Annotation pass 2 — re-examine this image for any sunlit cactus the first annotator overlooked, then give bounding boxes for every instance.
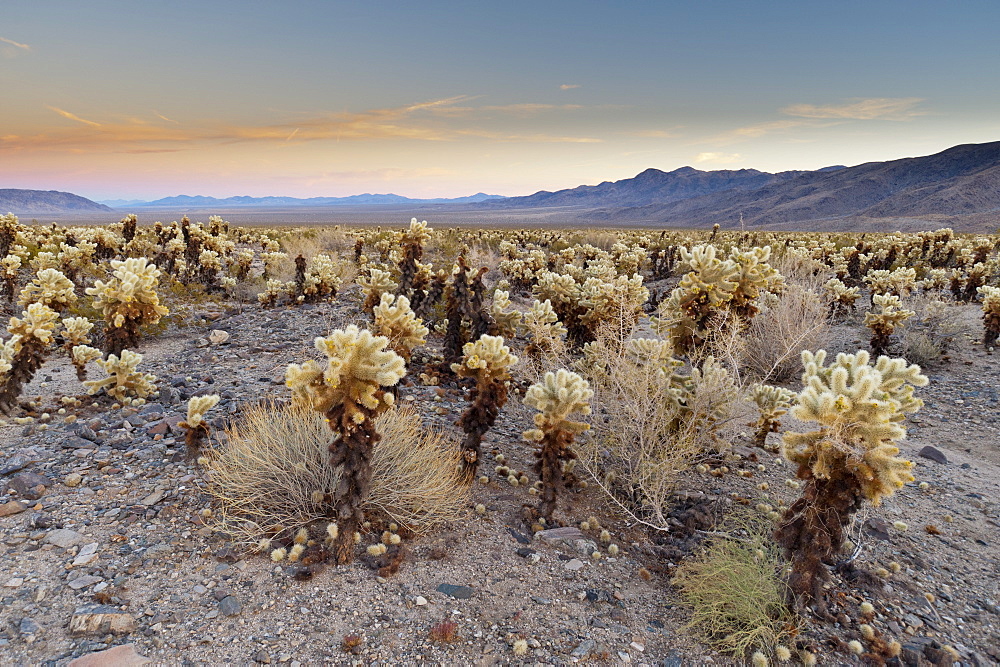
[85,257,169,356]
[358,267,398,312]
[18,268,77,312]
[523,369,592,519]
[977,285,1000,348]
[285,324,405,564]
[823,278,860,317]
[373,293,428,362]
[776,349,927,613]
[863,293,913,356]
[70,345,102,381]
[1,254,21,302]
[0,303,60,412]
[452,335,518,480]
[489,290,522,338]
[178,394,220,459]
[749,383,795,449]
[84,349,159,404]
[728,245,784,319]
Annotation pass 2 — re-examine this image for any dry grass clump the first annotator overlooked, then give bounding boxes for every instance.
[900,295,967,366]
[206,402,467,546]
[673,513,798,659]
[742,284,830,383]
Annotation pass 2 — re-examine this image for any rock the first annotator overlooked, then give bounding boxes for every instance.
[571,639,597,658]
[65,473,84,487]
[918,446,949,464]
[63,436,99,449]
[67,575,104,590]
[0,500,27,517]
[564,559,585,571]
[8,471,50,499]
[143,543,174,560]
[72,543,100,567]
[5,577,23,587]
[0,450,38,475]
[68,644,150,667]
[507,528,531,545]
[515,547,537,558]
[69,605,137,636]
[535,527,585,547]
[864,517,893,541]
[414,596,428,606]
[140,490,165,506]
[219,595,242,616]
[660,651,684,667]
[436,583,474,599]
[252,649,272,664]
[19,617,42,637]
[586,589,612,603]
[46,528,88,548]
[209,330,231,345]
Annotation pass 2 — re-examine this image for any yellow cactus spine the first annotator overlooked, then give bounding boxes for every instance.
[373,293,428,362]
[85,257,169,356]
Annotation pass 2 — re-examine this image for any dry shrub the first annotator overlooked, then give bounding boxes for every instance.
[742,284,830,383]
[281,227,355,259]
[901,295,968,366]
[580,328,745,531]
[673,512,798,658]
[206,402,467,546]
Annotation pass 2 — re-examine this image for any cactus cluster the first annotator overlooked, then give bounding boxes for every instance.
[83,349,159,404]
[85,257,169,356]
[863,293,914,356]
[372,293,428,362]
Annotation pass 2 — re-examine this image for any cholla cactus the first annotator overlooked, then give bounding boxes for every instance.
[977,286,1000,348]
[0,303,60,412]
[178,394,220,459]
[749,383,795,449]
[728,246,785,319]
[373,293,428,361]
[451,335,518,480]
[285,325,405,564]
[489,290,522,338]
[70,345,102,381]
[399,218,431,295]
[84,349,159,404]
[257,278,289,307]
[579,273,649,341]
[358,268,398,312]
[62,316,95,379]
[18,268,77,312]
[301,254,343,302]
[1,254,21,301]
[863,293,914,356]
[85,258,169,356]
[776,350,927,612]
[824,278,860,318]
[523,369,592,519]
[522,299,567,359]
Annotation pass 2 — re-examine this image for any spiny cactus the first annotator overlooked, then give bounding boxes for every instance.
[70,345,102,381]
[373,293,428,362]
[489,290,522,338]
[451,335,518,481]
[749,383,795,449]
[84,349,159,404]
[977,285,1000,348]
[0,303,60,413]
[285,325,405,564]
[775,349,927,613]
[399,218,431,295]
[18,268,77,312]
[62,316,95,379]
[85,258,169,357]
[178,394,220,460]
[863,293,913,356]
[1,254,21,302]
[523,369,592,520]
[358,268,398,313]
[824,278,860,318]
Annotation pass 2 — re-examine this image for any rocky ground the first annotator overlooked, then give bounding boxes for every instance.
[1,288,998,666]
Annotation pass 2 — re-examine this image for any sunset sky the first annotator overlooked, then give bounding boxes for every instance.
[2,1,999,201]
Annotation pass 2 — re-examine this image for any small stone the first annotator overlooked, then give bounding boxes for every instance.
[65,473,84,487]
[140,490,165,506]
[209,330,231,345]
[67,643,150,667]
[72,543,100,567]
[571,639,597,658]
[414,596,428,606]
[8,471,50,499]
[0,500,27,517]
[630,641,645,652]
[219,595,243,616]
[436,583,474,599]
[19,617,42,637]
[4,577,24,587]
[67,575,104,590]
[535,527,585,543]
[69,605,137,636]
[918,446,948,465]
[46,528,88,548]
[252,649,272,664]
[564,558,585,571]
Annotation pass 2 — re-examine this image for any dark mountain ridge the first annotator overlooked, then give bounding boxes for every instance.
[0,190,112,215]
[104,192,505,208]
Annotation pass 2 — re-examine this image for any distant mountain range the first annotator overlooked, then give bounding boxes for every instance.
[484,141,1000,228]
[0,189,112,214]
[5,141,999,229]
[99,192,506,208]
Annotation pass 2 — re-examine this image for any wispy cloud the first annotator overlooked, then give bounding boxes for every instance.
[782,97,925,121]
[0,36,31,51]
[3,97,601,154]
[560,84,581,90]
[695,152,742,164]
[45,105,101,127]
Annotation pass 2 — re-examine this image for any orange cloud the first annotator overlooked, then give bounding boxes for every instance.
[782,97,924,121]
[45,106,101,127]
[0,36,31,51]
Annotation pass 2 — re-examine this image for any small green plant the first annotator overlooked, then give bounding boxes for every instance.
[674,513,799,659]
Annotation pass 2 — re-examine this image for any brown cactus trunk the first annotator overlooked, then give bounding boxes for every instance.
[0,339,48,414]
[457,380,507,481]
[326,401,380,565]
[534,428,577,520]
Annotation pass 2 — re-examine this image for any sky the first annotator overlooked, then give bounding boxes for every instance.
[2,1,999,201]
